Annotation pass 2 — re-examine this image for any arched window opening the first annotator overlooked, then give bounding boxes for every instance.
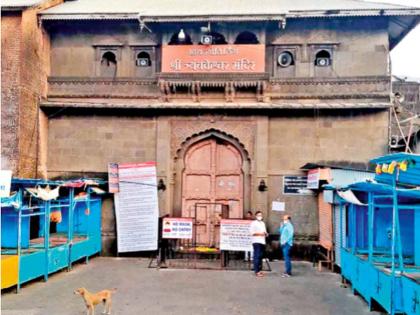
[101,51,117,67]
[234,31,259,44]
[200,32,227,45]
[136,51,151,67]
[315,50,332,67]
[168,29,193,45]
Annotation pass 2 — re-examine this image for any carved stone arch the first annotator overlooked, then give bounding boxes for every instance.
[172,129,251,217]
[176,128,250,163]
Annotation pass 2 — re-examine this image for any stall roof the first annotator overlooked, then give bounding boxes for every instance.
[370,152,420,164]
[347,180,420,200]
[11,178,106,187]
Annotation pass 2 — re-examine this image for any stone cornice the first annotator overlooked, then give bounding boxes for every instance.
[48,77,158,85]
[269,76,390,85]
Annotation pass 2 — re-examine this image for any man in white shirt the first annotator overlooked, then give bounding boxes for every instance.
[249,211,268,277]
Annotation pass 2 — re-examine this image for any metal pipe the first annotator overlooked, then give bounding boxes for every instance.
[44,200,51,282]
[390,175,397,315]
[21,212,46,218]
[368,193,373,263]
[16,188,23,293]
[68,188,75,271]
[373,205,420,209]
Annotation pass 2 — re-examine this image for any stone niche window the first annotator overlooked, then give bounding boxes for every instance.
[131,46,156,77]
[136,51,151,67]
[311,45,336,77]
[274,46,298,78]
[314,50,332,67]
[94,45,122,77]
[199,32,227,45]
[100,51,117,77]
[168,29,193,45]
[234,31,259,44]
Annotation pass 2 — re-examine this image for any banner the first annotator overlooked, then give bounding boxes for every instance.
[114,162,159,252]
[220,219,252,251]
[307,170,320,189]
[162,44,265,73]
[162,218,193,239]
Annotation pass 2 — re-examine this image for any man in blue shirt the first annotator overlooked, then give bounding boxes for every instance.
[279,215,294,277]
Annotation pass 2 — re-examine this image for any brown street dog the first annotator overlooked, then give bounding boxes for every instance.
[74,287,116,315]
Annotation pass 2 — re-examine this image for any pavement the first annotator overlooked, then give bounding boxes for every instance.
[1,257,383,315]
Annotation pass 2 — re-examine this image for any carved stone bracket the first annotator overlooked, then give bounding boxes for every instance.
[158,79,267,103]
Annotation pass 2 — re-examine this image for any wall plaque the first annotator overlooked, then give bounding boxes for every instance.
[162,44,265,73]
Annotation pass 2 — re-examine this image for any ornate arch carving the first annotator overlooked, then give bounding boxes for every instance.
[175,128,251,163]
[171,127,253,217]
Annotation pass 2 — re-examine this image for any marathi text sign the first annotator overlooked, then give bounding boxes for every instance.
[220,219,253,252]
[114,162,159,252]
[283,176,313,195]
[162,218,193,239]
[162,44,265,73]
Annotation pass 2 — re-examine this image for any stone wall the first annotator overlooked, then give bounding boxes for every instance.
[266,109,388,235]
[1,12,22,172]
[47,17,389,79]
[1,0,62,177]
[47,113,157,178]
[46,109,388,254]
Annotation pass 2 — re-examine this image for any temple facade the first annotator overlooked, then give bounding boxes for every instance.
[3,0,419,253]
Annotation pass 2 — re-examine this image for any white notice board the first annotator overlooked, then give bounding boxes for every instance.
[162,218,193,239]
[272,201,285,212]
[114,162,159,252]
[220,219,253,251]
[0,170,12,198]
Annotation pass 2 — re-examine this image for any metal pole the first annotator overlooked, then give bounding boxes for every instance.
[44,200,51,282]
[368,192,374,263]
[86,188,91,264]
[68,187,75,271]
[391,174,397,315]
[16,188,23,293]
[351,204,356,255]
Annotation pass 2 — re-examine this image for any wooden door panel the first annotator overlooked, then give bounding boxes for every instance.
[182,199,210,218]
[185,140,212,171]
[183,175,211,198]
[216,199,242,219]
[182,138,243,247]
[216,143,242,172]
[215,175,242,196]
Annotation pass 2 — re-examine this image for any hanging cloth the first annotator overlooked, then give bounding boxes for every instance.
[337,190,366,206]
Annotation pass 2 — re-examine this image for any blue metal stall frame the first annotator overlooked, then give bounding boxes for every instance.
[337,154,420,315]
[1,178,104,292]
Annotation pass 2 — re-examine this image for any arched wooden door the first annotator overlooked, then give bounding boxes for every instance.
[182,138,243,247]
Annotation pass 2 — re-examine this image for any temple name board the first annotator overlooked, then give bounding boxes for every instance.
[161,44,265,73]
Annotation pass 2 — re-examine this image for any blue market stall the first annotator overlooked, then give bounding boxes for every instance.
[1,178,104,292]
[338,153,420,315]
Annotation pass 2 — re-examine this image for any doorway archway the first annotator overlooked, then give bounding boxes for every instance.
[173,130,251,223]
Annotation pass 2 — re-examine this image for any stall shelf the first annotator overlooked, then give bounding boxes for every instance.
[338,153,420,315]
[1,178,103,292]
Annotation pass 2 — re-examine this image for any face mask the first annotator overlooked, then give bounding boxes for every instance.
[256,216,263,221]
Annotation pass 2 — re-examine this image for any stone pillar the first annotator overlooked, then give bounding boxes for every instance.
[37,109,49,179]
[253,116,269,217]
[156,117,172,216]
